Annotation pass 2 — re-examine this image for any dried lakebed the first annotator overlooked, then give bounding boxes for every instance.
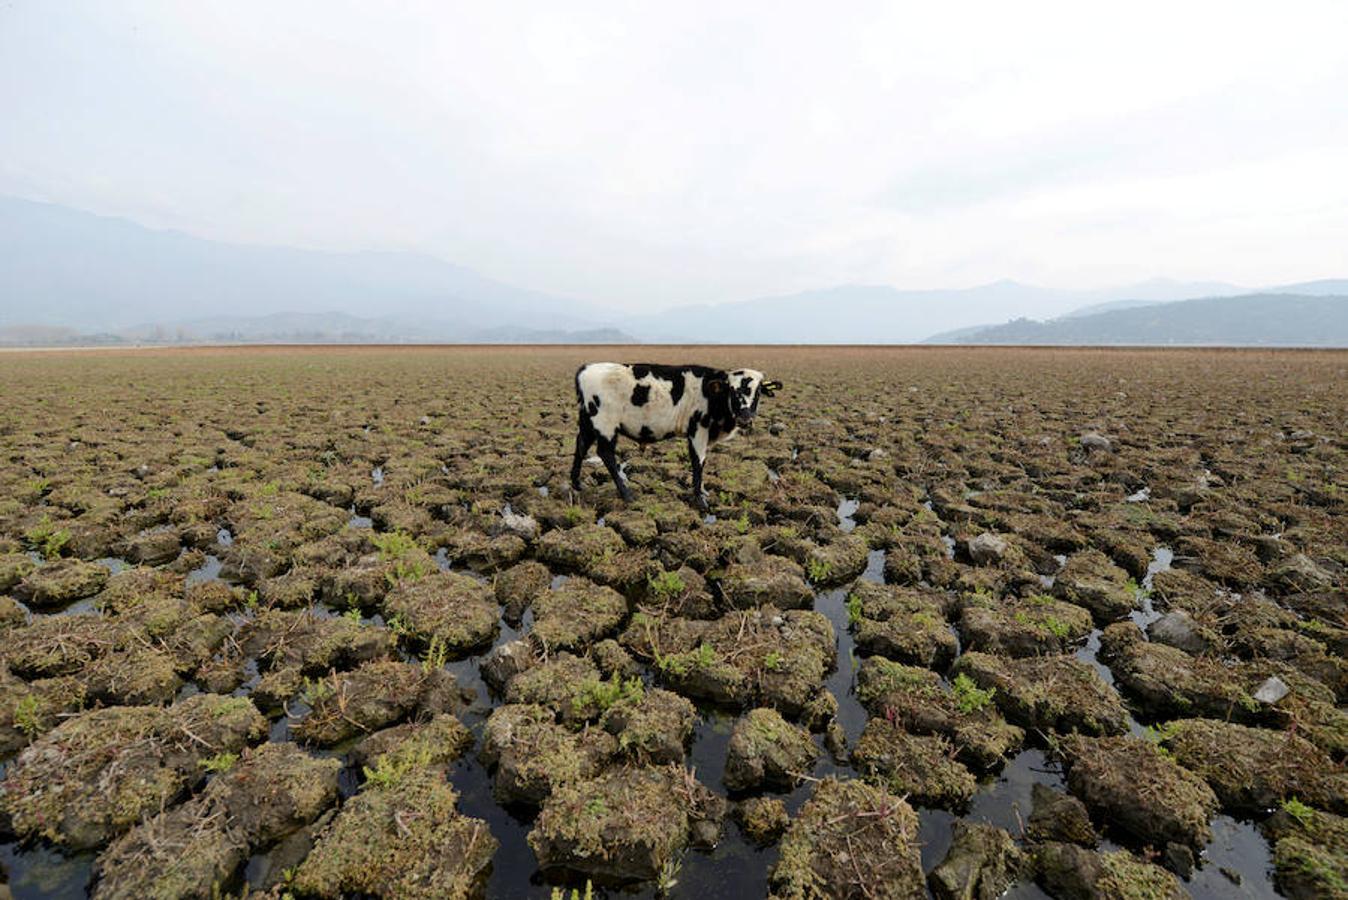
[0,345,1345,899]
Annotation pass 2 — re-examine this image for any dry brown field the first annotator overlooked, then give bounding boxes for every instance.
[0,345,1345,899]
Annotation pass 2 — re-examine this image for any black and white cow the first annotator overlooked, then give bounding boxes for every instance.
[570,363,783,510]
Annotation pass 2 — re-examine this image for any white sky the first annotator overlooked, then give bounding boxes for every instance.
[2,1,1347,310]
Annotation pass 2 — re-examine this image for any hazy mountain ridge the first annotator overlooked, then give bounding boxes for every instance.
[923,293,1348,346]
[2,196,1344,346]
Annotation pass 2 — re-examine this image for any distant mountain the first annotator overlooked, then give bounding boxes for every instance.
[620,279,1249,344]
[0,311,637,346]
[1274,279,1348,296]
[0,195,607,333]
[923,293,1348,346]
[1059,299,1161,318]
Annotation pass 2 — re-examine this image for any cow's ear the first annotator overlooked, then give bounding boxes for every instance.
[707,379,724,395]
[761,380,783,396]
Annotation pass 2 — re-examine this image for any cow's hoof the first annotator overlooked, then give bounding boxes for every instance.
[694,495,710,513]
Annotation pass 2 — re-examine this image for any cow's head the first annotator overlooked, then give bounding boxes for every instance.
[723,368,783,430]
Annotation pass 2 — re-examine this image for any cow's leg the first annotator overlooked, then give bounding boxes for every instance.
[596,435,632,501]
[570,416,596,491]
[687,429,709,511]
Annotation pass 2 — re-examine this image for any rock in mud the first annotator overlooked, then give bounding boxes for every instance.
[724,707,819,793]
[1063,735,1217,851]
[928,821,1023,900]
[735,796,790,845]
[1052,550,1136,623]
[1146,609,1219,656]
[92,743,340,900]
[530,577,629,651]
[1027,783,1097,847]
[853,719,977,809]
[968,532,1012,566]
[480,638,539,694]
[856,656,1024,770]
[1159,718,1348,814]
[770,777,924,900]
[12,558,108,608]
[719,553,814,609]
[1,694,266,849]
[294,659,466,746]
[953,652,1129,736]
[1033,842,1186,900]
[493,559,551,625]
[848,581,958,669]
[959,593,1093,657]
[480,704,617,807]
[529,765,726,884]
[601,687,697,764]
[293,766,498,900]
[383,571,498,655]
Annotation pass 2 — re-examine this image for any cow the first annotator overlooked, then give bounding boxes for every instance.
[570,363,783,511]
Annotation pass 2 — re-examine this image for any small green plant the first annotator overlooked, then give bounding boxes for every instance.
[372,530,419,560]
[362,745,433,788]
[12,694,42,738]
[572,675,643,715]
[951,673,995,714]
[421,634,450,673]
[24,515,71,560]
[1281,796,1314,827]
[657,855,682,895]
[692,642,716,668]
[584,796,607,817]
[551,883,595,900]
[199,751,238,774]
[301,676,334,707]
[646,569,687,601]
[1041,615,1071,639]
[1142,721,1181,757]
[762,650,784,671]
[734,512,751,535]
[845,592,864,626]
[563,505,585,526]
[245,590,260,612]
[806,558,834,583]
[342,606,363,625]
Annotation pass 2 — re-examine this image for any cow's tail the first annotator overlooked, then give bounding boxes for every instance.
[574,365,588,409]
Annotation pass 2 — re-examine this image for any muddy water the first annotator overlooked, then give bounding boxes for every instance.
[0,534,1281,900]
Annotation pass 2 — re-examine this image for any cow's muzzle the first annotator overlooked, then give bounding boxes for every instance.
[736,412,755,429]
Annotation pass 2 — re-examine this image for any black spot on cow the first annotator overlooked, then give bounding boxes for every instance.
[668,372,685,404]
[739,375,752,394]
[687,410,701,437]
[587,394,601,417]
[639,425,655,442]
[631,364,651,379]
[631,383,651,406]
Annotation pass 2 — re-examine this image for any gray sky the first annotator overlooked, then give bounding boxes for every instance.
[3,1,1347,311]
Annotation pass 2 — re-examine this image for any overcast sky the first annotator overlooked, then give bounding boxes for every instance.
[2,1,1346,311]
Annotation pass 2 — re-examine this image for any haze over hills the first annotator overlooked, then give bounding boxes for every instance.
[0,195,1344,346]
[924,293,1348,346]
